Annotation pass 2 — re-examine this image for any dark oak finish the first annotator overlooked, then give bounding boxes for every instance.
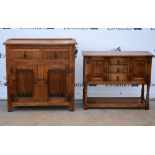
[83,51,153,110]
[4,38,77,112]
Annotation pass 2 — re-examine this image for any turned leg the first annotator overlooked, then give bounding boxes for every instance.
[8,90,13,112]
[145,84,150,110]
[8,100,13,112]
[83,84,88,110]
[70,98,74,112]
[7,79,13,112]
[69,91,74,112]
[141,84,144,103]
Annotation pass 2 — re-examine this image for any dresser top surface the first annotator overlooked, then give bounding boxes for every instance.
[83,51,154,57]
[4,38,77,45]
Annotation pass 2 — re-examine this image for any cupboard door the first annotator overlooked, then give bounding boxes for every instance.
[85,57,107,81]
[11,63,38,102]
[132,58,147,81]
[43,64,70,102]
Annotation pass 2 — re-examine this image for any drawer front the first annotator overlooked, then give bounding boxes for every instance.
[42,49,69,59]
[109,58,129,65]
[109,65,128,73]
[12,49,40,60]
[109,73,127,81]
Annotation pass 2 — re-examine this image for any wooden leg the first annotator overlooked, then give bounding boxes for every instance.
[145,84,150,110]
[69,97,74,112]
[69,70,75,112]
[141,84,144,103]
[7,81,13,112]
[8,100,13,112]
[83,84,88,110]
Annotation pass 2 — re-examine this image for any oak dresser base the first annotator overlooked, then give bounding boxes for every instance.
[83,51,153,110]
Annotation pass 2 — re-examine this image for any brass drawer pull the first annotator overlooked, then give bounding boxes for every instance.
[54,52,58,58]
[117,76,119,81]
[45,80,48,84]
[23,52,27,59]
[117,59,120,65]
[34,80,38,84]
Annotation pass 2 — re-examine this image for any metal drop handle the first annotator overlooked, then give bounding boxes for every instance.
[117,68,120,73]
[54,52,58,58]
[117,76,119,81]
[34,80,38,84]
[117,59,120,65]
[23,52,27,59]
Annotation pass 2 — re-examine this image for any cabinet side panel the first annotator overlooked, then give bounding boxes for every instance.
[69,45,75,111]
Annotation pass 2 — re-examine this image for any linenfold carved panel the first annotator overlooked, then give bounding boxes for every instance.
[16,69,34,97]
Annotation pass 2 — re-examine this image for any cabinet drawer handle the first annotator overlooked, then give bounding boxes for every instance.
[117,76,119,81]
[34,80,38,84]
[117,59,120,65]
[54,52,58,58]
[23,52,27,59]
[117,68,120,73]
[45,80,48,84]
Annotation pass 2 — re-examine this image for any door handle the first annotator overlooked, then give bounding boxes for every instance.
[117,68,120,73]
[67,94,71,102]
[23,51,27,59]
[117,59,120,65]
[116,76,119,81]
[66,92,73,102]
[44,80,48,84]
[34,80,39,84]
[54,52,58,58]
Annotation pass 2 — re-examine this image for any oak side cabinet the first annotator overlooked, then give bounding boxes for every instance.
[4,38,77,112]
[83,51,153,110]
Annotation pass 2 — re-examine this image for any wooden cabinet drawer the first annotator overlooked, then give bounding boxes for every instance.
[109,58,129,65]
[42,49,69,59]
[109,73,127,81]
[12,49,40,60]
[109,65,128,73]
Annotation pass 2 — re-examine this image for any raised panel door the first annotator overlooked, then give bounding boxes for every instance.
[132,58,147,81]
[85,57,107,81]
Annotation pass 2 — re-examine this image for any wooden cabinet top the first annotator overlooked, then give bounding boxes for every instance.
[83,51,154,57]
[4,38,77,45]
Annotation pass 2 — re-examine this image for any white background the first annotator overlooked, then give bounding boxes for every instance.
[0,28,155,99]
